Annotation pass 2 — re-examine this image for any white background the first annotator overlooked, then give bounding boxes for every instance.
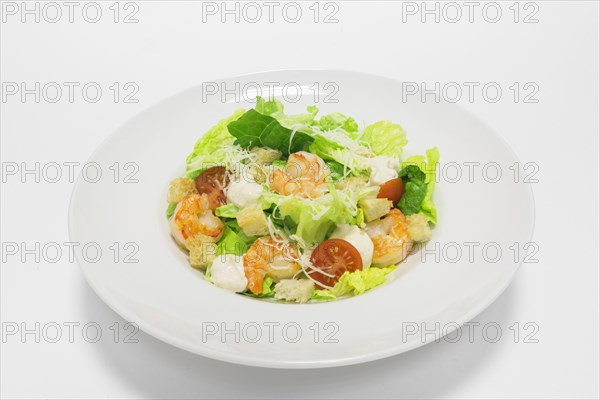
[1,1,599,399]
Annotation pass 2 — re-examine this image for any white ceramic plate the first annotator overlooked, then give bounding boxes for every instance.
[69,70,534,368]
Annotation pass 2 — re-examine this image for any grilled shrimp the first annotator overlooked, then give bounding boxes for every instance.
[170,193,224,248]
[365,209,413,267]
[243,237,301,295]
[269,151,329,198]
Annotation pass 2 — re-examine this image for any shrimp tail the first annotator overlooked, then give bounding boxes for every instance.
[244,266,266,295]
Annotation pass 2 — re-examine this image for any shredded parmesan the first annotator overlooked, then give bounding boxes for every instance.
[295,250,335,289]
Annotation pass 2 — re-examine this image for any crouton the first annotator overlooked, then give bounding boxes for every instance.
[236,205,269,237]
[406,213,432,242]
[274,279,315,303]
[167,177,197,203]
[186,234,218,269]
[358,198,393,222]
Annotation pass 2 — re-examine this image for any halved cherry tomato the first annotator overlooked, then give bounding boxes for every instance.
[309,239,363,289]
[194,166,229,211]
[377,178,404,206]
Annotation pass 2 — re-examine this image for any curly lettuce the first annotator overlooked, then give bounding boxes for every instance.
[312,266,396,300]
[185,109,247,177]
[308,134,372,177]
[266,184,357,246]
[255,96,318,129]
[318,112,358,133]
[360,120,408,157]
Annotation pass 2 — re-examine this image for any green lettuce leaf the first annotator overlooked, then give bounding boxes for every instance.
[216,220,255,256]
[421,147,440,223]
[204,264,212,283]
[185,109,246,176]
[324,160,345,183]
[309,134,344,154]
[312,266,396,299]
[311,289,337,301]
[398,165,428,216]
[271,184,357,246]
[271,159,287,169]
[360,121,408,156]
[255,96,319,129]
[242,276,276,298]
[255,96,284,116]
[400,147,440,223]
[216,226,248,256]
[355,208,365,226]
[309,134,371,177]
[215,203,240,218]
[227,109,314,156]
[166,203,177,219]
[318,112,358,133]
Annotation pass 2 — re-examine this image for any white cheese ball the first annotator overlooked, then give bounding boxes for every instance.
[367,156,400,186]
[226,179,263,208]
[210,254,248,293]
[330,224,374,268]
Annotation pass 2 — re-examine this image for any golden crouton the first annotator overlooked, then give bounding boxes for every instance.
[236,205,269,237]
[186,234,218,269]
[274,279,315,303]
[358,198,393,222]
[167,177,197,204]
[406,213,433,242]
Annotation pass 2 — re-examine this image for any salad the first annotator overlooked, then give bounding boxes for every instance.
[166,97,439,303]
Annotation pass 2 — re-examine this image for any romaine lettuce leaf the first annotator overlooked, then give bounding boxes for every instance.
[216,220,255,256]
[312,266,396,299]
[215,203,240,218]
[309,134,344,154]
[255,96,319,129]
[271,159,287,169]
[324,160,345,183]
[243,276,276,298]
[255,96,284,116]
[271,184,357,246]
[318,112,358,133]
[355,208,365,226]
[216,226,249,256]
[360,121,408,157]
[294,206,336,245]
[421,147,440,223]
[227,109,314,156]
[399,147,440,223]
[309,135,371,177]
[166,203,177,219]
[185,109,246,167]
[311,289,336,300]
